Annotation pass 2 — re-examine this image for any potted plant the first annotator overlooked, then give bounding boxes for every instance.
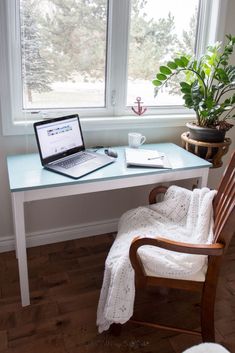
[153,34,235,142]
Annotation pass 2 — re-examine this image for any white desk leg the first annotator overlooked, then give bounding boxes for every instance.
[12,192,30,306]
[198,168,210,188]
[11,194,18,259]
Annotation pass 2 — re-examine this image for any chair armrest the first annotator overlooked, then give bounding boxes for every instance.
[129,237,225,273]
[149,186,168,205]
[130,236,224,256]
[129,236,225,271]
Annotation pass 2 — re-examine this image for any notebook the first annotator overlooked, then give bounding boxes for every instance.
[125,148,172,168]
[34,114,114,179]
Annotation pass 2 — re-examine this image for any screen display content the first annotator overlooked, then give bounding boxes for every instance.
[36,117,83,159]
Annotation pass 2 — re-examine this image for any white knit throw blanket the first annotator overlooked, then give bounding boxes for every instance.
[97,186,216,333]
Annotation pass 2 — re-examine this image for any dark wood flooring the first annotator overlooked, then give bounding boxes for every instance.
[0,233,235,353]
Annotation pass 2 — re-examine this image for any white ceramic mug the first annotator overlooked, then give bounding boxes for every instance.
[128,132,146,148]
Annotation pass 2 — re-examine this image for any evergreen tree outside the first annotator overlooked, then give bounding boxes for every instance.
[39,0,107,82]
[20,0,55,104]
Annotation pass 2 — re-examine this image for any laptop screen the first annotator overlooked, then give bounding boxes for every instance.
[34,115,84,164]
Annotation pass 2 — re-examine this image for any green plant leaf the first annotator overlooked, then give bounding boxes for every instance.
[156,73,167,81]
[226,66,235,81]
[167,61,177,70]
[200,70,206,79]
[181,87,191,94]
[221,60,228,66]
[180,82,191,89]
[180,56,189,67]
[160,66,172,75]
[192,60,198,70]
[152,79,162,86]
[182,93,191,100]
[174,58,185,67]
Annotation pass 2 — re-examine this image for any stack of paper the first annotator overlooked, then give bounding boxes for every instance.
[125,148,171,168]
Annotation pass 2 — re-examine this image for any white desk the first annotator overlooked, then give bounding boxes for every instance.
[7,143,211,306]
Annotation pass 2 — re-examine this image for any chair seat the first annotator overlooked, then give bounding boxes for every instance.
[141,249,207,281]
[138,239,208,281]
[138,245,208,282]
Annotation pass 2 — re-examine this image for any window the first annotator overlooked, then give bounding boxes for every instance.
[0,0,227,134]
[127,0,199,107]
[20,0,108,110]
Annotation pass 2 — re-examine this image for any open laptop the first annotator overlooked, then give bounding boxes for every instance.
[34,114,114,179]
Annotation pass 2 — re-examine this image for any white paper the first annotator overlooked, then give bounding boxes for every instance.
[125,148,164,167]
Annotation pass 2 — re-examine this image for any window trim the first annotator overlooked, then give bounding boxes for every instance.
[0,0,228,136]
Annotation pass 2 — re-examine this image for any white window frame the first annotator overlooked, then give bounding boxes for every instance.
[0,0,228,135]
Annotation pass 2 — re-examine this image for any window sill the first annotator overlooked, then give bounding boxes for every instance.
[3,114,196,136]
[81,114,195,131]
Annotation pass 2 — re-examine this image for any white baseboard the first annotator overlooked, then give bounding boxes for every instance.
[0,218,119,253]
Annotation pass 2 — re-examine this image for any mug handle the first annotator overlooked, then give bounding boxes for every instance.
[140,136,146,145]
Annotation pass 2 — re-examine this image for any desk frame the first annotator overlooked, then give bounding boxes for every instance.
[11,166,209,306]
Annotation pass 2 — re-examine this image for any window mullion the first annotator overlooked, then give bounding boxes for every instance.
[12,0,25,122]
[208,0,228,43]
[195,0,228,58]
[3,0,25,125]
[108,0,131,116]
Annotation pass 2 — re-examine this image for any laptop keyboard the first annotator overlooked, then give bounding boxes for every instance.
[57,153,96,169]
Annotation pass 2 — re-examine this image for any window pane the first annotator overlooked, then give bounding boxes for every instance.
[20,0,108,110]
[127,0,200,107]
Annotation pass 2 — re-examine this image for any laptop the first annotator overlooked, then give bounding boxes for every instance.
[34,114,114,179]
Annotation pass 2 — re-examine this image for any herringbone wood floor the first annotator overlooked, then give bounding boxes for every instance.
[0,233,234,353]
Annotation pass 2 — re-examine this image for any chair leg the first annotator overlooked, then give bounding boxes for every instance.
[201,283,216,342]
[109,323,122,336]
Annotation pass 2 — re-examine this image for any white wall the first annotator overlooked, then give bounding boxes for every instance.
[207,0,235,187]
[0,0,234,250]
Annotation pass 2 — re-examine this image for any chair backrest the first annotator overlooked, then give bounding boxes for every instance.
[213,151,235,249]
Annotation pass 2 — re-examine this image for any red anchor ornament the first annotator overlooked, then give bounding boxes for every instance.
[131,97,147,116]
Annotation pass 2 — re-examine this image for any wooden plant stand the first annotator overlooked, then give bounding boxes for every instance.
[181,132,231,168]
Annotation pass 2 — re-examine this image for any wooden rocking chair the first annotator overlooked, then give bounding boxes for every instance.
[129,151,235,342]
